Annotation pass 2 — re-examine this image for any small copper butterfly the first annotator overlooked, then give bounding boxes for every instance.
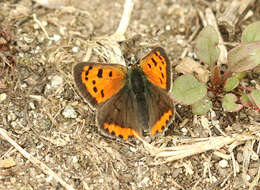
[73,47,174,140]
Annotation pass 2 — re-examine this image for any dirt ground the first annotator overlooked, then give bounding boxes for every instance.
[0,0,260,189]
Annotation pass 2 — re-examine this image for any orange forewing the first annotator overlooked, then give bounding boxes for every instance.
[140,47,171,91]
[73,63,126,107]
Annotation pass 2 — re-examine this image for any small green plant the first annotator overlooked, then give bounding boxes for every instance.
[171,21,260,114]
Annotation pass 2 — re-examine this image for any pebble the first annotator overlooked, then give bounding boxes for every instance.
[53,34,61,42]
[29,102,36,110]
[72,46,79,53]
[51,75,63,88]
[181,127,188,135]
[219,159,229,168]
[99,178,104,183]
[0,93,7,103]
[20,83,28,88]
[62,105,77,119]
[8,112,17,121]
[200,116,209,128]
[129,146,137,153]
[165,25,171,31]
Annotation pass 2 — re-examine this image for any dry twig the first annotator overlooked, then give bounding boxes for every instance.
[137,134,258,165]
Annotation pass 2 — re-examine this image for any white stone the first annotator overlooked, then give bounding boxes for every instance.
[181,127,188,135]
[0,93,7,103]
[219,159,229,168]
[165,25,171,31]
[51,75,63,88]
[53,34,61,42]
[72,46,79,53]
[29,102,36,109]
[62,105,77,119]
[201,116,209,128]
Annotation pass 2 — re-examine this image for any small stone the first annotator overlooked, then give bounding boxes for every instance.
[181,127,188,135]
[200,116,209,128]
[72,46,79,53]
[129,146,137,152]
[177,38,183,44]
[8,112,17,121]
[59,27,66,35]
[165,25,171,31]
[34,46,41,54]
[33,23,40,29]
[21,83,27,88]
[51,75,63,88]
[46,175,53,183]
[219,159,229,168]
[0,93,7,103]
[10,177,16,184]
[41,20,48,27]
[72,156,78,163]
[62,105,77,119]
[29,102,36,109]
[53,34,61,42]
[211,176,217,183]
[11,121,18,128]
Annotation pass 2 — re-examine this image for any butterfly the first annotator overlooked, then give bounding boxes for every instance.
[73,47,174,140]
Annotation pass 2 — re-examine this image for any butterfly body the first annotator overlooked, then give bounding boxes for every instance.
[73,47,174,140]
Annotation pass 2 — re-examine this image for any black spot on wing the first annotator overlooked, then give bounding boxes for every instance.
[101,89,104,98]
[151,58,157,66]
[97,69,103,78]
[161,72,164,79]
[86,66,93,75]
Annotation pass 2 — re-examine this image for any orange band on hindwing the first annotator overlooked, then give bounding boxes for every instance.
[104,123,138,140]
[150,110,173,135]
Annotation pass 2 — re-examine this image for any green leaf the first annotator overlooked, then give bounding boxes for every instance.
[240,93,253,107]
[250,90,260,109]
[228,42,260,72]
[195,25,220,66]
[171,74,207,105]
[233,72,247,80]
[223,76,239,92]
[192,97,212,115]
[241,21,260,42]
[221,93,243,112]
